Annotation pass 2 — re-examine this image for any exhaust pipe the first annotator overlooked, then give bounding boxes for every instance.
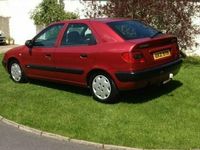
[169,73,174,79]
[163,73,173,84]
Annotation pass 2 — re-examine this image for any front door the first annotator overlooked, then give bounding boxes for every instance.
[24,23,64,79]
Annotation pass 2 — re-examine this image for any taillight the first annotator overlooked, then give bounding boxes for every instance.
[171,38,177,44]
[121,52,145,63]
[133,52,145,63]
[175,43,180,58]
[121,52,132,63]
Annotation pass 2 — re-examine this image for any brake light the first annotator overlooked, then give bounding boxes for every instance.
[133,52,145,62]
[121,52,132,63]
[171,38,177,43]
[121,52,145,63]
[138,43,150,49]
[176,45,182,58]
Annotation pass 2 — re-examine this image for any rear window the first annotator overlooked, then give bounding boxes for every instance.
[107,20,161,40]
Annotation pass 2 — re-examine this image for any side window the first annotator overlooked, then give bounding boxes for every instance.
[61,23,96,46]
[34,24,64,47]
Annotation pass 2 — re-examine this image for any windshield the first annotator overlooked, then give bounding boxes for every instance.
[107,20,162,40]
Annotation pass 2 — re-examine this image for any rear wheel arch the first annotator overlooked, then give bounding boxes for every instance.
[87,69,119,103]
[86,69,116,87]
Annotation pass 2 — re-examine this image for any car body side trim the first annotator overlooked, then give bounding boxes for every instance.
[25,64,84,75]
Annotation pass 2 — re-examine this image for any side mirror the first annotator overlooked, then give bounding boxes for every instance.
[25,40,33,48]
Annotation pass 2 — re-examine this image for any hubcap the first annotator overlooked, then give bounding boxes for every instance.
[11,63,22,82]
[92,75,111,100]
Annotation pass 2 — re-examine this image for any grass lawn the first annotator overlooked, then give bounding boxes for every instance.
[0,54,200,149]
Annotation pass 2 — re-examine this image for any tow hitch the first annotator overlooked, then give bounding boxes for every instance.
[163,73,174,84]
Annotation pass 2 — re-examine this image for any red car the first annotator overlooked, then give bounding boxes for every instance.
[2,18,182,103]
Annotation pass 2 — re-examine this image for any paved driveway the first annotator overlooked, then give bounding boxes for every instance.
[0,121,102,150]
[0,45,19,54]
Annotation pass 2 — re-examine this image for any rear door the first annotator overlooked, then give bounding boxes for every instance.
[24,23,64,79]
[54,23,97,86]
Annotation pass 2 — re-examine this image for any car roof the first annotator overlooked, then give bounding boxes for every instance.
[52,18,130,25]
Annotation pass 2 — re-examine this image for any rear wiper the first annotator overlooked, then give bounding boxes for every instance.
[151,31,162,38]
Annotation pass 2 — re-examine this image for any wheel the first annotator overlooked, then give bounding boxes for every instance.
[89,73,119,103]
[9,60,27,83]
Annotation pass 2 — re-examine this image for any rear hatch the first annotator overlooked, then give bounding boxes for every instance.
[0,34,6,43]
[129,35,180,71]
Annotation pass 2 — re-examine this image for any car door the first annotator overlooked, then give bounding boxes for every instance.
[24,23,64,79]
[54,23,97,86]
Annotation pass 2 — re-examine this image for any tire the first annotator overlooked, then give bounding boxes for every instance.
[9,60,27,83]
[89,73,119,103]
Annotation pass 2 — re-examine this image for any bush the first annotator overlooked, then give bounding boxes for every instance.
[31,0,78,26]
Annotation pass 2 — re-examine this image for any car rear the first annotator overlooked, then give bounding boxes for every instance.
[107,20,182,89]
[0,31,6,44]
[0,36,6,44]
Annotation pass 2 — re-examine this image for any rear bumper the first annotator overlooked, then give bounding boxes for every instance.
[115,58,183,82]
[0,38,6,44]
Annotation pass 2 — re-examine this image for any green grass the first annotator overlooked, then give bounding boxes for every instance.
[0,54,200,149]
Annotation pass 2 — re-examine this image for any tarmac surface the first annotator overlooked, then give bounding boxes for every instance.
[0,121,102,150]
[0,45,19,54]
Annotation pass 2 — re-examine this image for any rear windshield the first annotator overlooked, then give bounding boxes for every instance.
[107,20,161,40]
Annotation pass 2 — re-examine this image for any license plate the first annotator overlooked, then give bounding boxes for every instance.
[153,49,171,60]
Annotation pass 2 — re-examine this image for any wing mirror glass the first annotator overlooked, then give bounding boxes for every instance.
[25,40,33,48]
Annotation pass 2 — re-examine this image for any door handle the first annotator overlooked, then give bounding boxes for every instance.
[80,54,88,58]
[45,54,52,60]
[45,54,51,57]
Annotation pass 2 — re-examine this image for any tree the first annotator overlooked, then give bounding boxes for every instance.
[31,0,78,26]
[83,0,200,51]
[59,0,65,9]
[81,0,105,18]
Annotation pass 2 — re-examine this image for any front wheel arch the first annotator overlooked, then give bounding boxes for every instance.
[8,58,28,83]
[7,57,19,73]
